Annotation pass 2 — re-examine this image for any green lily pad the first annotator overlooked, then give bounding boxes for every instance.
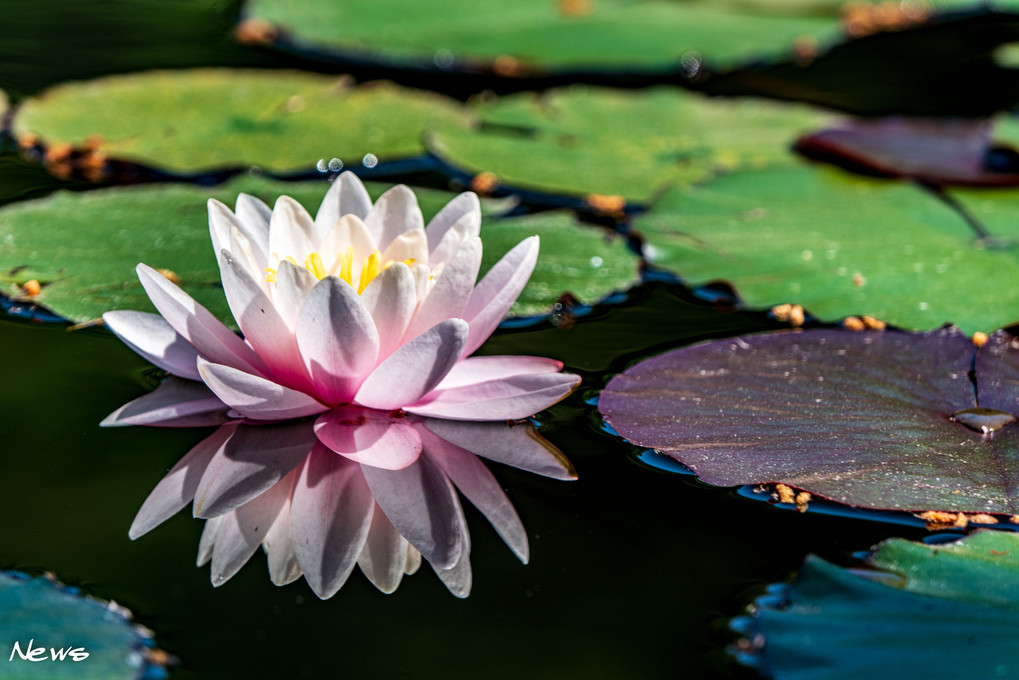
[752,531,1019,680]
[636,165,1019,333]
[12,69,470,173]
[244,0,853,69]
[1,570,163,680]
[431,87,826,203]
[0,175,636,323]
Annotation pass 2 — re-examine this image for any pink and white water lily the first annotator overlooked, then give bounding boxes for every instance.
[103,173,580,598]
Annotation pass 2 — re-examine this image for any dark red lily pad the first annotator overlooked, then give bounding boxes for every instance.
[599,327,1019,515]
[795,117,1019,187]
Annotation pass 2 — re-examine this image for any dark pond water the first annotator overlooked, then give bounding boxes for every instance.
[0,2,954,679]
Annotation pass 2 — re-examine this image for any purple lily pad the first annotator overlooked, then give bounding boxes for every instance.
[599,327,1019,515]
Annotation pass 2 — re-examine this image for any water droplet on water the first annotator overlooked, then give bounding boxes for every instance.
[328,157,343,171]
[316,159,327,172]
[951,408,1016,434]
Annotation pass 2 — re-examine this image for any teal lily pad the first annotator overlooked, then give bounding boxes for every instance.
[0,570,164,680]
[431,87,826,203]
[751,531,1019,680]
[12,69,470,173]
[636,165,1019,333]
[0,175,636,323]
[243,0,854,69]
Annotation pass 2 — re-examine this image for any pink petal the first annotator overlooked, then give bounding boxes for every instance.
[101,377,228,428]
[423,428,528,563]
[360,455,464,570]
[136,263,268,376]
[434,355,563,390]
[314,407,422,470]
[404,237,481,341]
[210,473,293,586]
[424,419,577,480]
[193,420,316,518]
[360,262,417,360]
[103,310,201,380]
[426,191,481,254]
[218,249,312,392]
[406,371,580,421]
[355,319,468,410]
[295,276,380,404]
[268,196,316,266]
[197,516,223,567]
[314,172,372,238]
[291,446,375,599]
[431,524,472,598]
[129,424,236,539]
[364,184,423,250]
[263,486,303,586]
[356,504,409,594]
[197,358,327,421]
[461,236,539,356]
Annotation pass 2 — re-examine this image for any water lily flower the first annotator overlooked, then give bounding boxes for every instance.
[103,173,580,598]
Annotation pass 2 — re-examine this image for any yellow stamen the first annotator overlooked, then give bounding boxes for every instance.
[338,246,354,287]
[359,250,381,294]
[304,252,326,280]
[264,267,278,283]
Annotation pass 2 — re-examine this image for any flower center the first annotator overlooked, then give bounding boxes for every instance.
[264,248,417,294]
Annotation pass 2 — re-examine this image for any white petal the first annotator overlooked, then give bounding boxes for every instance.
[197,515,223,567]
[315,172,372,238]
[404,236,481,341]
[431,524,472,598]
[264,481,303,586]
[314,408,422,470]
[357,504,409,594]
[360,262,416,360]
[291,446,374,599]
[379,228,428,266]
[364,184,423,250]
[405,546,422,575]
[235,193,272,255]
[104,310,201,380]
[101,377,227,428]
[129,424,236,540]
[361,455,464,570]
[355,319,468,410]
[268,196,316,267]
[210,198,268,278]
[424,419,577,480]
[406,371,580,421]
[193,420,316,519]
[461,236,539,356]
[198,358,327,421]
[209,511,259,587]
[319,215,375,277]
[272,260,317,331]
[136,263,268,376]
[295,276,379,404]
[426,192,481,253]
[423,428,528,563]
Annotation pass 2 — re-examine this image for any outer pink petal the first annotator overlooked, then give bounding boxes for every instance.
[431,523,472,598]
[218,249,312,391]
[426,191,481,253]
[314,408,422,470]
[314,172,372,238]
[263,473,303,586]
[461,236,539,356]
[101,377,228,428]
[422,428,528,563]
[193,420,317,519]
[197,358,327,421]
[365,184,423,249]
[360,455,464,570]
[291,446,375,599]
[355,319,468,410]
[129,423,237,539]
[210,470,295,586]
[424,419,577,480]
[136,263,268,376]
[404,237,481,341]
[406,371,580,421]
[360,262,416,360]
[434,355,564,390]
[295,276,380,404]
[357,504,409,594]
[103,310,201,380]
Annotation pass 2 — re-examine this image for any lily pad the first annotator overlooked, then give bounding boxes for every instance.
[0,175,636,323]
[244,0,844,70]
[635,165,1019,333]
[12,69,470,173]
[0,570,164,679]
[600,327,1019,515]
[750,531,1019,680]
[431,87,826,202]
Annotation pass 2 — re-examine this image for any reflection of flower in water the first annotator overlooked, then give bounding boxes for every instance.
[103,173,580,597]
